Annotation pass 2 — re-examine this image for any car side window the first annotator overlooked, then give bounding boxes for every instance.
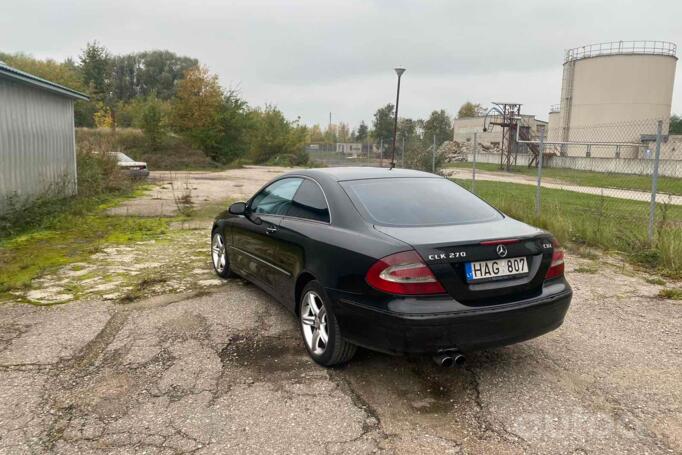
[250,178,303,216]
[287,179,330,223]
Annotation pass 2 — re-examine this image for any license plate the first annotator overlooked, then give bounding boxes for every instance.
[465,257,528,282]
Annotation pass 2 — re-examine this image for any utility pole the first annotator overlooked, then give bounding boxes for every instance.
[390,68,406,169]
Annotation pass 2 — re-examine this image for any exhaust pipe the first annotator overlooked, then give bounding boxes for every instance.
[433,351,466,368]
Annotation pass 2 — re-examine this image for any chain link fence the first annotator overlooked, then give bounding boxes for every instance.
[443,117,682,275]
[306,136,448,171]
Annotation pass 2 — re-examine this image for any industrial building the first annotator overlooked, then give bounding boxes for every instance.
[0,62,88,213]
[453,114,547,150]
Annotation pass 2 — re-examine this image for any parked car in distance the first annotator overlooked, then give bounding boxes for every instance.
[210,168,572,367]
[111,152,149,179]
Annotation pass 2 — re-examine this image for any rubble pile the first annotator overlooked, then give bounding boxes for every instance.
[438,140,503,163]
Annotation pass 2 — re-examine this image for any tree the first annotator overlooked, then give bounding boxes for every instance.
[139,94,167,150]
[337,122,351,143]
[423,110,454,146]
[170,66,226,159]
[109,50,199,102]
[307,125,325,143]
[371,104,395,146]
[79,41,111,97]
[215,91,252,162]
[323,124,337,143]
[457,102,484,119]
[249,105,308,165]
[356,121,369,141]
[670,115,682,135]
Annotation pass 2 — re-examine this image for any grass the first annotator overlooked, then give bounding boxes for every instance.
[658,288,682,300]
[645,277,667,286]
[447,161,682,196]
[0,207,172,294]
[452,179,682,278]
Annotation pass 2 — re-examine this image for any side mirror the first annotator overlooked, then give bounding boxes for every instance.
[228,202,247,215]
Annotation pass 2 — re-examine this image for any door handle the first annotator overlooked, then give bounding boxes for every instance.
[266,226,278,235]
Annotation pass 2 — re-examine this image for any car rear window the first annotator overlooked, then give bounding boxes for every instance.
[340,177,502,226]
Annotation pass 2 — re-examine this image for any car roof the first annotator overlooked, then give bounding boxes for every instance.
[289,167,439,182]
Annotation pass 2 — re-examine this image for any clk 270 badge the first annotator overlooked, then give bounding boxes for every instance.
[428,251,467,261]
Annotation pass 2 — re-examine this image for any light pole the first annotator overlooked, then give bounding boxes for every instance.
[390,68,405,169]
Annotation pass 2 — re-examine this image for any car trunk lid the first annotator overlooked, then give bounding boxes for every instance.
[374,218,555,305]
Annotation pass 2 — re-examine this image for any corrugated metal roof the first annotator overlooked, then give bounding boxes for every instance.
[0,61,89,101]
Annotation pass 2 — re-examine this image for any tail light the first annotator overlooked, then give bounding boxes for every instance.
[366,251,445,295]
[544,239,565,280]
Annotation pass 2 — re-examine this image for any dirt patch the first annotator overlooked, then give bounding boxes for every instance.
[108,165,293,217]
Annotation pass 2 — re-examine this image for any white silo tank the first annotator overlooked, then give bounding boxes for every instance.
[558,41,677,157]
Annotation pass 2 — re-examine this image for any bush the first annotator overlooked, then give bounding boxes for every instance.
[139,95,167,151]
[249,106,308,164]
[404,143,446,173]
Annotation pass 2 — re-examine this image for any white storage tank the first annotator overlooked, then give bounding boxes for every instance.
[557,41,677,157]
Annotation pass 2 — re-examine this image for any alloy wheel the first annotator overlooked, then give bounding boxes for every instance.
[211,233,226,273]
[301,291,328,356]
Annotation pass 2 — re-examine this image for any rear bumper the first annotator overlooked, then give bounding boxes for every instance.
[328,281,572,355]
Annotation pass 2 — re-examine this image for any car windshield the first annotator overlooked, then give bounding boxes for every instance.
[340,177,503,227]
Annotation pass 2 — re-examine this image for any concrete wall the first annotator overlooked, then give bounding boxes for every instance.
[465,152,682,178]
[0,77,77,212]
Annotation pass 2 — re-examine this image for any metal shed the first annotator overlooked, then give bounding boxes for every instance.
[0,61,88,214]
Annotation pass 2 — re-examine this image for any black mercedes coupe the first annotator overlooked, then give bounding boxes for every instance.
[211,168,572,367]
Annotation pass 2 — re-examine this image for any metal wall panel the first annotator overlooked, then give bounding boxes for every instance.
[0,77,76,213]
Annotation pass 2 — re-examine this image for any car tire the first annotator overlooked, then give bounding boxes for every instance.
[211,230,233,278]
[299,281,357,367]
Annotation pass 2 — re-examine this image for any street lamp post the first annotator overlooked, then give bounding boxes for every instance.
[390,68,405,169]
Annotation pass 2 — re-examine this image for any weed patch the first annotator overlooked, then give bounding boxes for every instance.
[0,214,170,293]
[658,288,682,300]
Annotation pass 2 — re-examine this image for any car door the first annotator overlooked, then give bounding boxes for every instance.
[231,177,303,292]
[276,178,332,309]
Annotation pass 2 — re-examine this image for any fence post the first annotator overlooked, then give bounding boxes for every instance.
[472,132,477,194]
[535,129,545,217]
[380,138,383,167]
[401,136,405,168]
[648,120,663,242]
[432,134,436,173]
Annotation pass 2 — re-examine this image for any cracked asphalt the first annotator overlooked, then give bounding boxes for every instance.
[1,167,681,454]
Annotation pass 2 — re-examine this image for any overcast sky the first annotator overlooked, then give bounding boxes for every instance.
[3,0,682,128]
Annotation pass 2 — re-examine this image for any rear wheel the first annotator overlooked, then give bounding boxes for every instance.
[299,281,356,366]
[211,231,233,278]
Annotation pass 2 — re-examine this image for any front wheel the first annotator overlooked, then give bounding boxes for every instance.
[299,281,356,367]
[211,231,233,278]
